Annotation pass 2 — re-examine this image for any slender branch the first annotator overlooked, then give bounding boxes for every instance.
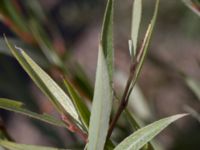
[107,63,137,138]
[107,34,146,138]
[107,22,154,138]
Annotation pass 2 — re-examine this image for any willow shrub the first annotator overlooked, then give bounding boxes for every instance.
[0,0,187,150]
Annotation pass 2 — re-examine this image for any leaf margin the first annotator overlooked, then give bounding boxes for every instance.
[114,114,187,150]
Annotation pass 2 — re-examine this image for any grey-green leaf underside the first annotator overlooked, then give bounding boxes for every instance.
[5,37,82,127]
[88,45,112,150]
[115,114,187,150]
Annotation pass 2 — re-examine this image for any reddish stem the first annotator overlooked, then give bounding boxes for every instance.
[61,114,88,142]
[107,63,137,138]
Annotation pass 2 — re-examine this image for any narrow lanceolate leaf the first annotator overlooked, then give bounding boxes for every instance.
[63,79,90,130]
[135,0,159,80]
[5,37,81,126]
[0,140,67,150]
[0,38,49,67]
[115,114,187,150]
[131,0,142,57]
[124,109,155,150]
[101,0,114,82]
[0,98,65,127]
[182,0,200,17]
[88,45,112,150]
[128,0,159,94]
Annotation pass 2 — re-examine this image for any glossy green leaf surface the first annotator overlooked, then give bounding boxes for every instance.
[115,114,187,150]
[5,37,81,126]
[0,140,67,150]
[88,45,112,150]
[0,98,65,127]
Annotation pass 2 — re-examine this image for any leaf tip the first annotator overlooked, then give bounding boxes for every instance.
[14,45,24,54]
[3,34,9,45]
[172,113,189,121]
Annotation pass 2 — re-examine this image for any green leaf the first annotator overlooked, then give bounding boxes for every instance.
[131,0,142,57]
[63,78,90,130]
[0,140,67,150]
[135,0,159,81]
[128,0,159,95]
[0,38,49,67]
[114,114,187,150]
[5,37,82,127]
[88,44,112,150]
[101,0,114,82]
[0,98,65,127]
[88,0,114,148]
[124,109,155,150]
